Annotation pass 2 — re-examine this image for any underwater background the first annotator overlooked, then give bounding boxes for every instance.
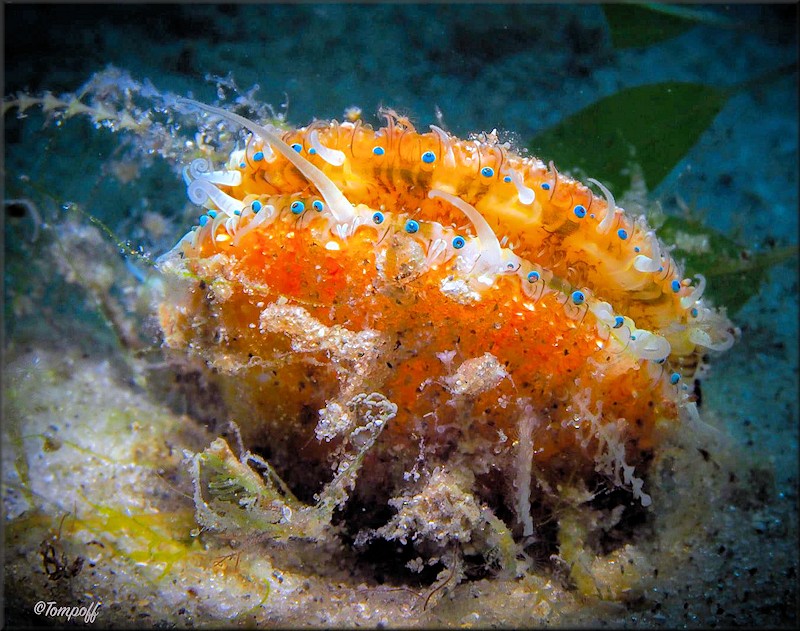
[3,3,798,628]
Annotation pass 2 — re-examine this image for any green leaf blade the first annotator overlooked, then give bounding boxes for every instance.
[602,4,696,49]
[658,216,798,314]
[528,82,729,195]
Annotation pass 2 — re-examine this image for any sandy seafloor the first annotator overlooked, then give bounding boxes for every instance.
[2,3,798,628]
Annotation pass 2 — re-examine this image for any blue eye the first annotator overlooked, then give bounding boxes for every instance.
[405,219,420,234]
[372,211,384,224]
[574,205,586,219]
[312,200,324,212]
[290,200,305,214]
[291,143,302,153]
[308,147,317,155]
[372,146,385,156]
[452,236,465,249]
[617,229,628,240]
[527,271,540,283]
[251,200,262,213]
[671,280,681,293]
[421,151,436,164]
[199,215,210,227]
[239,162,246,168]
[207,210,218,218]
[691,308,698,317]
[541,183,551,190]
[571,290,585,306]
[503,175,512,183]
[253,151,264,162]
[670,372,681,385]
[613,315,624,329]
[481,166,494,178]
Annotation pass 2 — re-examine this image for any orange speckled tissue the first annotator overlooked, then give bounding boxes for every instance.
[157,101,737,508]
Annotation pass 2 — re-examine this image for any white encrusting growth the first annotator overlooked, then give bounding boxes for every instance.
[569,388,653,507]
[177,98,357,226]
[515,405,537,538]
[309,129,346,166]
